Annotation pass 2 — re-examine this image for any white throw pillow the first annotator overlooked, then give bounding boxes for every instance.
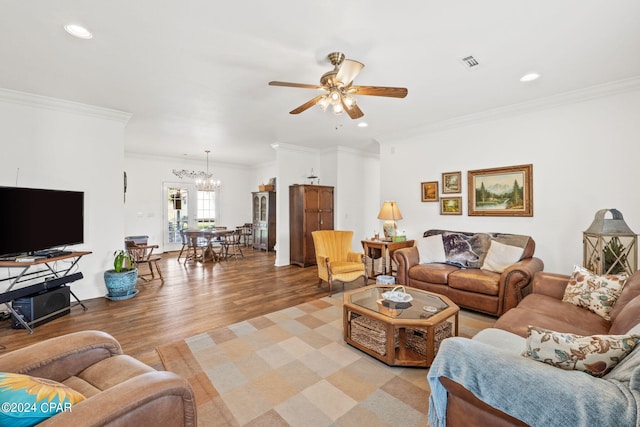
[417,234,446,264]
[481,240,524,273]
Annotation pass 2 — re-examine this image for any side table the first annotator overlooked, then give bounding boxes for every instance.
[361,239,414,281]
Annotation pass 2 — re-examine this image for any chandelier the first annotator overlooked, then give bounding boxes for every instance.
[172,150,221,191]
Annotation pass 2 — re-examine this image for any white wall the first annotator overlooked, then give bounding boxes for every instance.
[272,143,381,265]
[123,153,253,251]
[334,147,381,249]
[0,89,130,301]
[379,85,640,275]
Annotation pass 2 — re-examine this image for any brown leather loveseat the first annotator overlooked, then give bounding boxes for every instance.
[0,330,196,426]
[394,230,544,316]
[430,270,640,426]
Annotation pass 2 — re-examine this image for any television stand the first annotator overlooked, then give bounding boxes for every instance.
[32,249,72,258]
[0,251,91,333]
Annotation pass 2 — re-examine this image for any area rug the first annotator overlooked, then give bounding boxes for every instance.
[157,296,488,427]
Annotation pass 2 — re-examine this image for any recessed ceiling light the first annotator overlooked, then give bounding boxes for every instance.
[357,122,368,128]
[520,72,540,82]
[64,24,93,39]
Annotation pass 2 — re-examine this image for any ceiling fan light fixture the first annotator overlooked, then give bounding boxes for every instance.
[332,103,344,114]
[343,95,356,107]
[329,90,341,103]
[318,96,330,111]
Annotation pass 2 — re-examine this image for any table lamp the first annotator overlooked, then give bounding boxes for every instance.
[377,201,403,240]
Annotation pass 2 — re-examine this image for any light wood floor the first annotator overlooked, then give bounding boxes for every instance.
[0,248,495,370]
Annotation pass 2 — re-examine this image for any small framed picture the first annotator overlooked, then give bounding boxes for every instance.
[440,197,462,215]
[421,181,438,202]
[442,171,461,194]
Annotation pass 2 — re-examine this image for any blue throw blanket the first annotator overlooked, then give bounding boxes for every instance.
[428,337,640,427]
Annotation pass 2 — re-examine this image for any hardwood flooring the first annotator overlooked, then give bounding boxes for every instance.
[0,248,495,370]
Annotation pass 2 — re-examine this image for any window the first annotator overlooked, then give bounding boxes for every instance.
[197,190,216,229]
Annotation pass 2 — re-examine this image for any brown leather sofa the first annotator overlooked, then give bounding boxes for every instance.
[394,232,544,316]
[0,330,197,426]
[436,270,640,426]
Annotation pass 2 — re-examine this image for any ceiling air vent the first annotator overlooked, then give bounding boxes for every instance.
[459,55,480,71]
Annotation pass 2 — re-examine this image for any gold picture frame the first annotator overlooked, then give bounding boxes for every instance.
[442,171,461,194]
[440,197,462,215]
[467,164,533,216]
[421,181,438,202]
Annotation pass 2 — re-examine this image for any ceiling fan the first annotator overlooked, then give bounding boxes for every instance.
[269,52,408,119]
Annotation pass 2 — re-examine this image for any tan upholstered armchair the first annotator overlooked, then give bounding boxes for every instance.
[0,330,196,426]
[311,230,367,295]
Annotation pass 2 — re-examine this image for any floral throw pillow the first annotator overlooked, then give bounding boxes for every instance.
[562,265,628,320]
[522,326,640,377]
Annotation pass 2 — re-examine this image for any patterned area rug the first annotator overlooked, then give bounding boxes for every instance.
[157,296,491,427]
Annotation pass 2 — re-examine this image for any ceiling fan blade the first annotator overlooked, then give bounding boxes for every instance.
[348,85,408,98]
[269,81,324,90]
[289,95,326,114]
[336,59,364,86]
[341,97,364,119]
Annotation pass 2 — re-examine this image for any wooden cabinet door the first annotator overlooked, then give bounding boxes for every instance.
[318,186,334,230]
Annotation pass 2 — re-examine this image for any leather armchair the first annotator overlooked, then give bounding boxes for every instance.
[0,330,196,426]
[311,230,367,295]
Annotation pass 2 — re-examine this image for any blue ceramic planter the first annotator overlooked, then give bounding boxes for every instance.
[104,269,138,300]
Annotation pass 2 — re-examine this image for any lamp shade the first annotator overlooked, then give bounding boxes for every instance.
[377,201,403,221]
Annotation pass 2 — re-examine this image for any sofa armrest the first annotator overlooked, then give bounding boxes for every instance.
[40,371,197,427]
[393,246,419,285]
[440,377,527,427]
[316,255,328,269]
[346,251,364,263]
[0,330,122,382]
[428,337,638,427]
[498,257,544,313]
[531,271,571,300]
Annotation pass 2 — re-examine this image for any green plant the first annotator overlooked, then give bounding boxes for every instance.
[603,237,630,275]
[113,250,136,272]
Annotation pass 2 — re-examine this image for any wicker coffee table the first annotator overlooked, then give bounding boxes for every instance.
[343,284,459,367]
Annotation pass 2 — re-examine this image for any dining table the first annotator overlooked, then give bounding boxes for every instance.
[183,228,235,263]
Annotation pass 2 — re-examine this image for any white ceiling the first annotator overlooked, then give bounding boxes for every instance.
[2,1,640,166]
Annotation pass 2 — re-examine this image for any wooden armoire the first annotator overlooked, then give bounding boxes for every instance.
[289,184,334,267]
[252,191,276,251]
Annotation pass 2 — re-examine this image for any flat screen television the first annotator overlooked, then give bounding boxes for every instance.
[0,186,84,256]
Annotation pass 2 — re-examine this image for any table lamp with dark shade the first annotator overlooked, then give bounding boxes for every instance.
[377,201,403,240]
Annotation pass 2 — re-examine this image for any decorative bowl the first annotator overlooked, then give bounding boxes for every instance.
[381,285,413,303]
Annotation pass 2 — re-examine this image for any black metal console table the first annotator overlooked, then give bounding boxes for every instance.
[0,251,91,333]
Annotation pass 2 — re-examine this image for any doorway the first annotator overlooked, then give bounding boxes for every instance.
[163,182,196,251]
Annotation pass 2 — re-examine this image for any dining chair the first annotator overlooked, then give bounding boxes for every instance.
[183,231,210,264]
[176,229,189,262]
[125,240,163,281]
[237,223,253,247]
[221,229,244,260]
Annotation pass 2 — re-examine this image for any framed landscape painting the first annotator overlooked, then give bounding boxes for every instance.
[467,164,533,216]
[440,197,462,215]
[421,181,438,202]
[442,171,461,194]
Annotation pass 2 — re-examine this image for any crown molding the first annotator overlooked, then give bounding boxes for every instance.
[0,88,132,124]
[271,142,379,160]
[125,150,249,170]
[379,75,640,142]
